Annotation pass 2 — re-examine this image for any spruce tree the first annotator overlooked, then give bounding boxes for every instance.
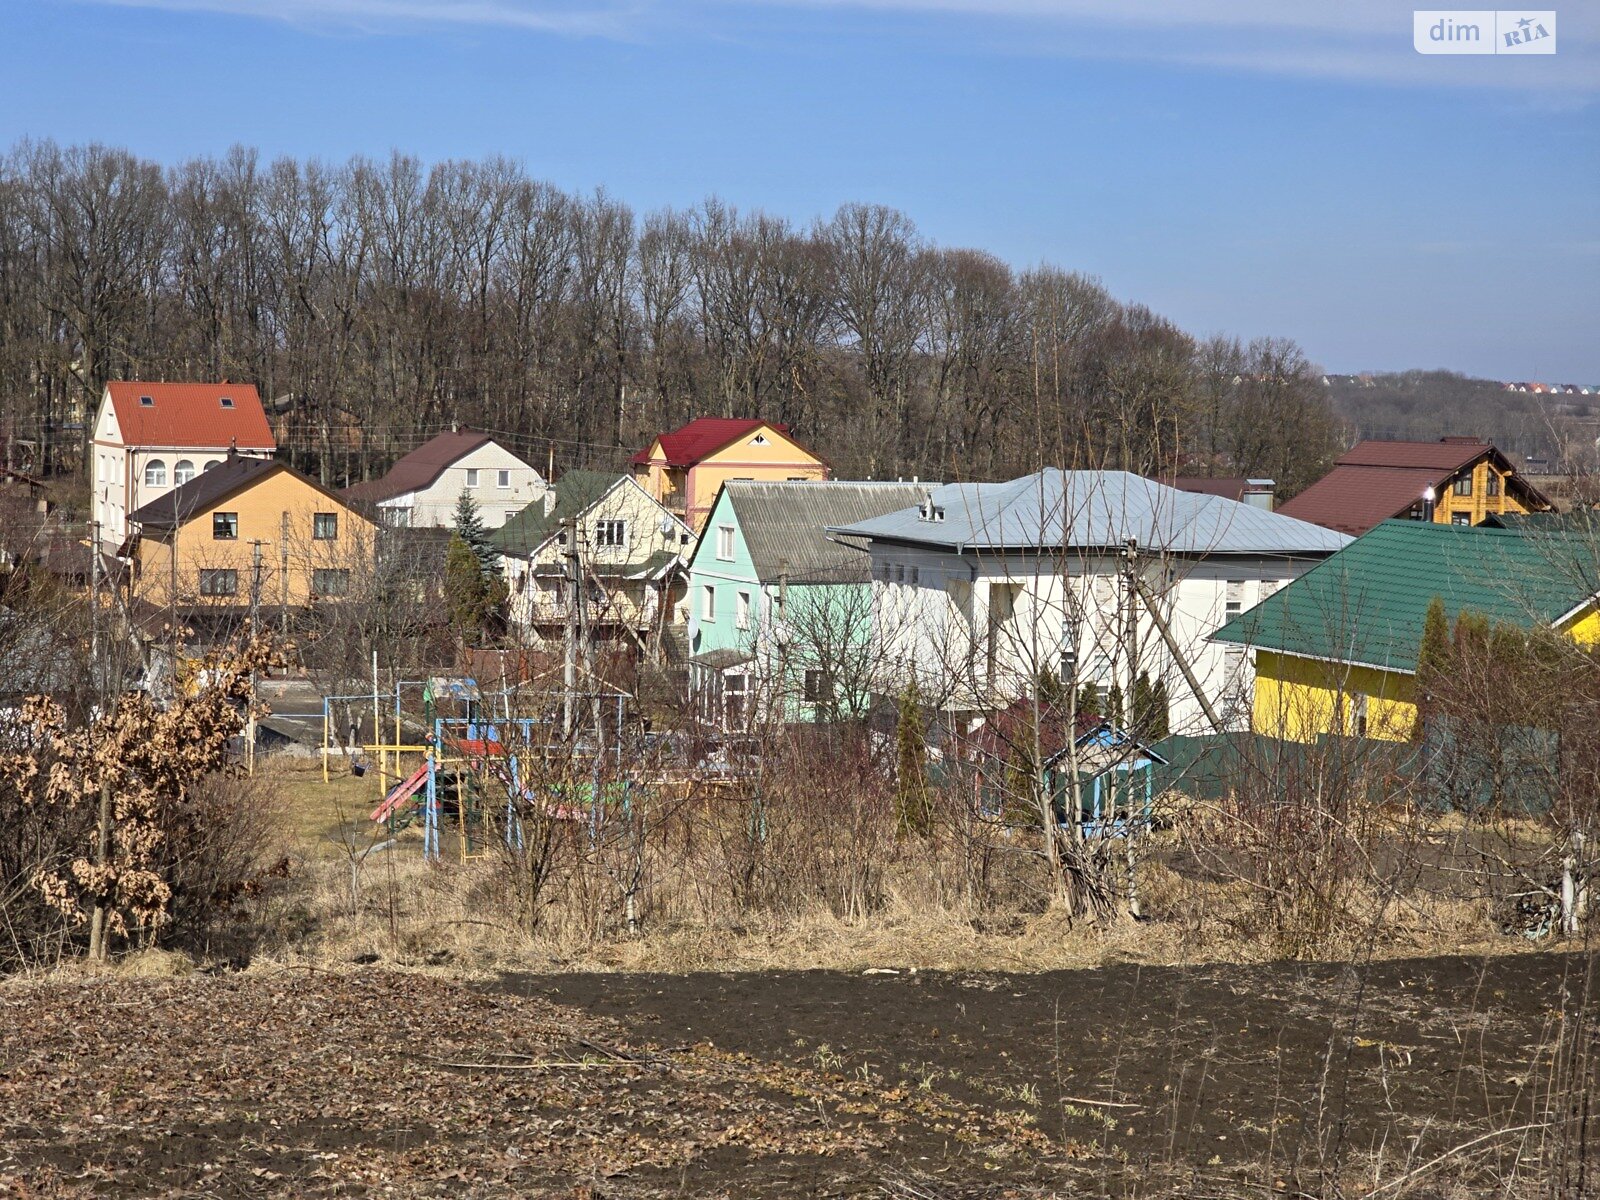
[1149,678,1171,740]
[453,490,501,576]
[445,533,491,634]
[1106,682,1124,729]
[1414,595,1452,740]
[894,674,933,836]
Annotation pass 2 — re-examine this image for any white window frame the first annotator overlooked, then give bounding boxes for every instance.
[497,469,511,489]
[465,468,480,489]
[143,459,166,487]
[595,519,627,548]
[173,459,196,486]
[702,585,717,621]
[735,590,751,631]
[716,525,735,561]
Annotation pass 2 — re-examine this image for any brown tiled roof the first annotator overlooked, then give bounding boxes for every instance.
[130,456,354,534]
[1277,438,1549,537]
[1333,437,1488,471]
[1275,466,1443,537]
[104,382,275,451]
[343,430,494,504]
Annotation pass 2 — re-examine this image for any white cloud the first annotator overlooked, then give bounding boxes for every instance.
[80,0,1600,91]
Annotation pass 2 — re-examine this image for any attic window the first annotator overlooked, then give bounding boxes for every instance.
[751,434,769,446]
[920,501,945,523]
[139,395,154,407]
[219,396,235,408]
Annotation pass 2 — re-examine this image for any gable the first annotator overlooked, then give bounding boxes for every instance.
[696,423,818,468]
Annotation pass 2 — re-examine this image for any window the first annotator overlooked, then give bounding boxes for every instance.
[736,590,751,630]
[594,519,626,548]
[465,469,480,488]
[803,669,831,702]
[880,561,892,583]
[751,434,769,445]
[725,673,748,724]
[702,586,716,620]
[1225,580,1245,619]
[204,459,221,471]
[139,395,154,407]
[894,564,905,584]
[313,568,351,597]
[313,512,339,540]
[909,566,920,586]
[219,396,235,409]
[716,525,735,560]
[1486,472,1501,497]
[497,469,511,489]
[198,568,237,597]
[212,511,238,540]
[386,507,412,529]
[1452,475,1472,496]
[1452,513,1472,526]
[143,460,166,487]
[173,460,196,486]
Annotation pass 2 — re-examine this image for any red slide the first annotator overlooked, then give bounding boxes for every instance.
[369,764,430,823]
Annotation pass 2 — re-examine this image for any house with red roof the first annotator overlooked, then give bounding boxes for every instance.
[92,382,276,552]
[343,428,548,531]
[630,417,828,532]
[1276,437,1550,538]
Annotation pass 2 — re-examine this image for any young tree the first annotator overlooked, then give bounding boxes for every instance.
[894,674,933,836]
[445,533,493,635]
[453,491,501,576]
[1414,595,1452,740]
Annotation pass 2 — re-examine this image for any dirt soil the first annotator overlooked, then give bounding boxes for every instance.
[2,953,1594,1198]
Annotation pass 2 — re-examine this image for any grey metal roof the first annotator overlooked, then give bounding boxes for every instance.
[830,470,1351,557]
[722,481,935,582]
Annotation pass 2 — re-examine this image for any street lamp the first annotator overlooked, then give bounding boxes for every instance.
[1421,485,1436,522]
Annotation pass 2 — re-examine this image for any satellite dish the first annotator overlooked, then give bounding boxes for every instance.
[658,515,676,535]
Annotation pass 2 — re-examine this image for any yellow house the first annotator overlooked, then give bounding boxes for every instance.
[1211,519,1600,743]
[1277,437,1550,538]
[630,417,827,532]
[129,455,377,612]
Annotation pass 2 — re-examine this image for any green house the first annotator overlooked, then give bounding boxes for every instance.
[686,480,931,725]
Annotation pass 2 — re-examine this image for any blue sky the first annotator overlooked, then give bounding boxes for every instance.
[3,0,1597,380]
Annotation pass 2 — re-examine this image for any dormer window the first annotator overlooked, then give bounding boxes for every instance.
[139,395,154,407]
[219,396,235,408]
[919,501,945,523]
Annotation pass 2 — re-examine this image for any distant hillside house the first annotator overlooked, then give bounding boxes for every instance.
[344,429,548,531]
[687,480,932,727]
[1211,520,1600,743]
[92,382,276,553]
[830,470,1350,735]
[1276,438,1550,538]
[493,472,695,648]
[129,455,377,616]
[630,417,828,533]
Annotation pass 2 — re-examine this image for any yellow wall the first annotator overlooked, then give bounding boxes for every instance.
[634,423,827,531]
[1252,650,1419,743]
[1254,600,1600,742]
[136,467,377,609]
[1433,459,1534,527]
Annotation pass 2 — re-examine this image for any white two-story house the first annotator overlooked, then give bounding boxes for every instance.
[92,381,277,553]
[344,429,549,530]
[830,470,1351,735]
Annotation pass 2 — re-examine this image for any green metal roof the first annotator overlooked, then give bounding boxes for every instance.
[1210,520,1600,674]
[491,470,622,557]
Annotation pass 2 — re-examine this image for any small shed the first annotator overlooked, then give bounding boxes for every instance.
[1044,720,1170,837]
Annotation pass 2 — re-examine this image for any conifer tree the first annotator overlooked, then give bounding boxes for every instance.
[453,491,501,576]
[894,674,933,836]
[1414,595,1452,740]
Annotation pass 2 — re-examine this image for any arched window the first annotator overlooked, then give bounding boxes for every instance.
[203,459,222,472]
[144,460,167,487]
[173,460,196,486]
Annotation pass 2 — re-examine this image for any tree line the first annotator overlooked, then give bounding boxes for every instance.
[0,140,1342,493]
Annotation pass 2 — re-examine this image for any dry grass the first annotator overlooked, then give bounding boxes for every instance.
[242,757,1562,979]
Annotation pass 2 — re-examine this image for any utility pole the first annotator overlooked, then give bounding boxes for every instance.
[563,516,578,739]
[87,518,112,962]
[246,540,266,775]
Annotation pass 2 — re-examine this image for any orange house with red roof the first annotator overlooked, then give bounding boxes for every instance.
[92,381,276,552]
[630,417,827,532]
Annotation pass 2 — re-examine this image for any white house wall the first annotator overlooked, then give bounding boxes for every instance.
[394,443,550,530]
[864,543,1318,735]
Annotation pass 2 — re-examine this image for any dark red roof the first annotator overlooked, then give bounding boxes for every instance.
[630,418,794,468]
[1165,477,1257,502]
[1277,438,1547,537]
[1333,438,1488,471]
[344,429,495,504]
[104,382,275,451]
